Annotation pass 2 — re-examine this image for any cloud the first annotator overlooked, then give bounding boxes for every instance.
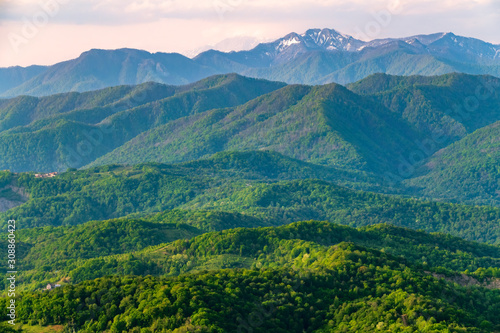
[2,0,495,25]
[0,0,498,67]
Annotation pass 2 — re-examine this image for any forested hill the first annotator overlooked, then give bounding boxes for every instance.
[2,30,500,333]
[3,220,499,332]
[348,73,500,206]
[1,151,499,245]
[0,74,285,172]
[1,73,500,206]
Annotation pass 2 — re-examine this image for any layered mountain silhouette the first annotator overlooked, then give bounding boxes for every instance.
[1,72,499,206]
[1,29,499,97]
[2,28,500,333]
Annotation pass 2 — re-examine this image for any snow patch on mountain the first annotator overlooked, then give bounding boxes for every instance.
[277,36,301,51]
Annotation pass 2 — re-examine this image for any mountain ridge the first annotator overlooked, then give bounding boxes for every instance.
[1,28,499,97]
[1,72,500,207]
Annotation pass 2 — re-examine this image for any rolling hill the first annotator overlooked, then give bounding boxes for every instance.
[89,82,421,173]
[1,73,500,207]
[3,220,499,332]
[0,74,285,172]
[3,27,500,333]
[1,152,499,245]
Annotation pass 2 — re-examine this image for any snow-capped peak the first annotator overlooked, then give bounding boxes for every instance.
[302,28,365,51]
[276,34,302,51]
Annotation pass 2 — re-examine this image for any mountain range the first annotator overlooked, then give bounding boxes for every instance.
[1,72,499,207]
[1,28,499,97]
[1,29,500,333]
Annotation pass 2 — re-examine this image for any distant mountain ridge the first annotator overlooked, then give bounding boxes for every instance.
[1,28,499,97]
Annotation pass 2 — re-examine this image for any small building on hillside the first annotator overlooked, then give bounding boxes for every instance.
[35,172,59,178]
[46,283,61,290]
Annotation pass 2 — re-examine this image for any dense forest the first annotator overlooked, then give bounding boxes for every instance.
[1,152,499,244]
[1,73,499,332]
[1,73,500,205]
[3,226,499,332]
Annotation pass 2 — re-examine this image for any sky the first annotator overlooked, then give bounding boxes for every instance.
[0,0,499,67]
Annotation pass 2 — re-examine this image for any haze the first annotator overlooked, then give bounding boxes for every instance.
[0,0,498,67]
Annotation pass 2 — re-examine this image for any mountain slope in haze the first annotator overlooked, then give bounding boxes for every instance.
[1,49,218,97]
[1,29,499,97]
[0,65,47,95]
[405,121,500,206]
[200,29,500,85]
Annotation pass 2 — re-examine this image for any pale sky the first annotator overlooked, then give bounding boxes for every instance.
[0,0,499,67]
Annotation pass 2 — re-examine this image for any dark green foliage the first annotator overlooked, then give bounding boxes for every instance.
[90,82,421,174]
[6,219,499,294]
[0,170,13,188]
[405,121,500,206]
[348,73,500,205]
[0,74,285,172]
[0,82,175,132]
[2,49,500,333]
[194,179,500,245]
[145,209,271,232]
[15,218,202,269]
[349,73,500,138]
[2,72,500,207]
[0,150,382,229]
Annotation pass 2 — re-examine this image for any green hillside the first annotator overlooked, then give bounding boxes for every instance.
[1,152,499,244]
[90,82,420,173]
[0,74,285,172]
[405,121,500,206]
[2,36,500,333]
[4,221,500,332]
[0,82,176,132]
[349,73,500,137]
[192,179,500,245]
[1,73,500,206]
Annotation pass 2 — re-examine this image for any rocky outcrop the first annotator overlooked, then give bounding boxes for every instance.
[0,185,28,212]
[428,271,500,290]
[0,197,23,212]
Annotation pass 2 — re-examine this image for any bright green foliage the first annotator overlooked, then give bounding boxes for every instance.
[2,158,500,244]
[15,219,201,268]
[194,179,500,245]
[6,241,500,332]
[5,220,499,293]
